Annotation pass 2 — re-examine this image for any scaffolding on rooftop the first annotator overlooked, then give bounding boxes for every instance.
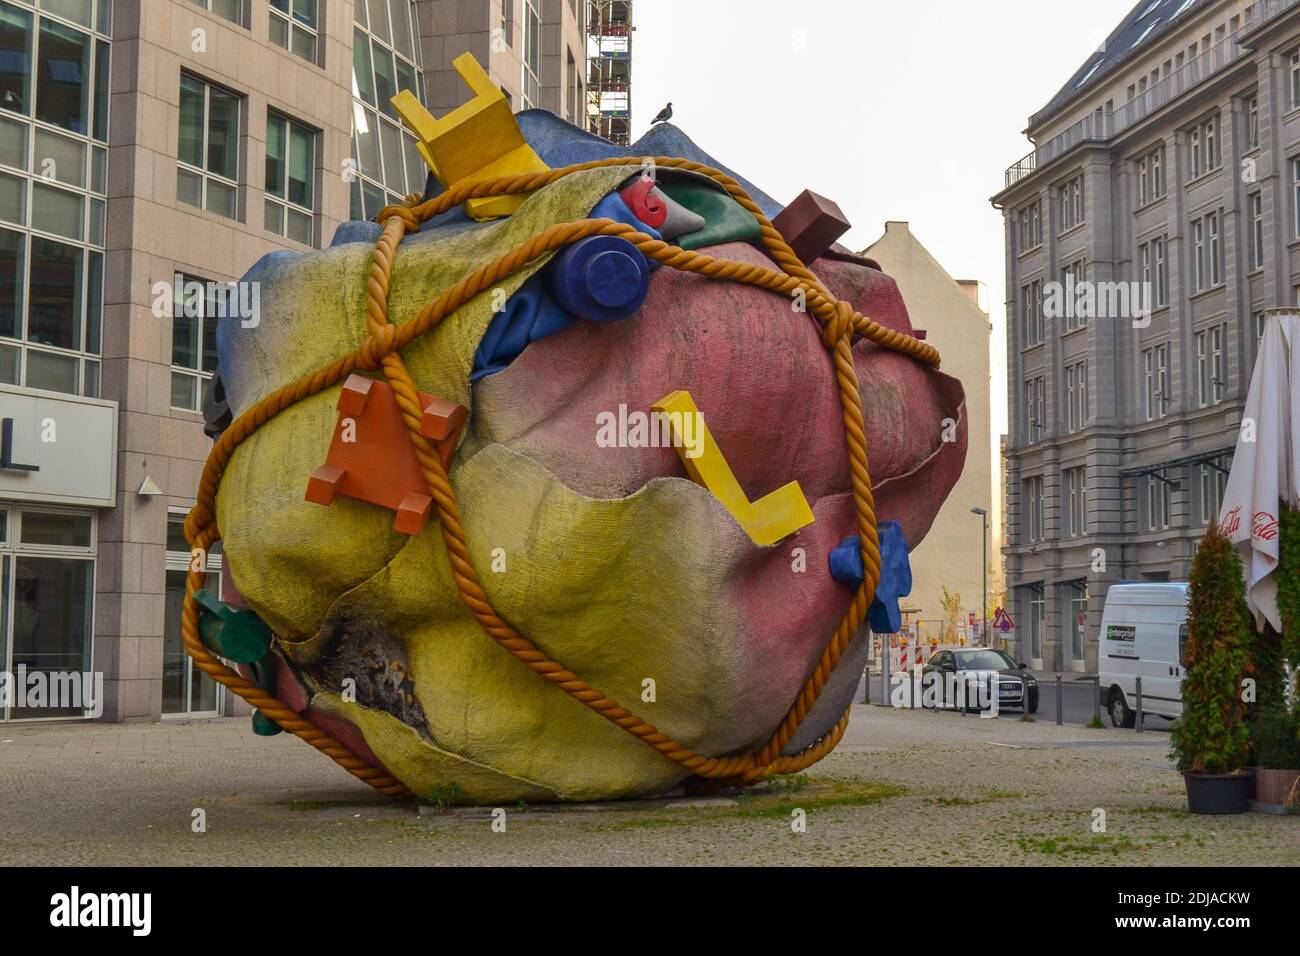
[586,0,633,145]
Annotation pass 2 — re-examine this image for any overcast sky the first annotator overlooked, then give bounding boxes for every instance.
[631,0,1140,440]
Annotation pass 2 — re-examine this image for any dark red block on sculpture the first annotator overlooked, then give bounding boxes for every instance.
[772,189,851,265]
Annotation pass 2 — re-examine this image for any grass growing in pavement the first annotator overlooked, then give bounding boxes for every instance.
[732,778,905,819]
[593,776,907,831]
[1015,832,1201,857]
[753,773,811,796]
[1016,834,1156,857]
[425,782,464,811]
[929,790,1023,807]
[1129,805,1189,815]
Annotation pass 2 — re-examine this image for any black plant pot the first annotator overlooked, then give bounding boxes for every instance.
[1184,772,1250,815]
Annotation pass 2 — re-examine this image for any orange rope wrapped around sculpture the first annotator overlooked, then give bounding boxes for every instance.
[181,157,942,798]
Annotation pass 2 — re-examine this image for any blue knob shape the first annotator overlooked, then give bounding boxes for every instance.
[827,521,913,635]
[545,235,650,322]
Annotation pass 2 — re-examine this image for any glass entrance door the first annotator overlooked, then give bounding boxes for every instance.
[162,569,219,714]
[10,555,93,718]
[162,514,221,716]
[0,506,96,721]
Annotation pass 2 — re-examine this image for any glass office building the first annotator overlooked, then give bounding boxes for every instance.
[0,0,589,723]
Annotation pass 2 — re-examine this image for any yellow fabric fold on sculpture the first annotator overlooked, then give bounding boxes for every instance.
[217,167,632,637]
[299,443,802,801]
[311,693,557,804]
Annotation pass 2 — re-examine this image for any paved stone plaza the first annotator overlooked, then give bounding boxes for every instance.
[1,705,1295,866]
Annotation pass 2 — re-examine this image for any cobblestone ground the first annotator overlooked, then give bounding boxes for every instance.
[1,705,1296,866]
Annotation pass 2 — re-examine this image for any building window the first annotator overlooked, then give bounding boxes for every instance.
[1291,50,1300,108]
[1067,582,1088,662]
[164,513,222,716]
[1019,200,1042,251]
[1066,466,1087,537]
[1138,236,1167,308]
[1024,476,1045,543]
[521,0,540,109]
[1246,93,1259,150]
[1065,359,1088,433]
[1021,279,1043,346]
[169,273,220,411]
[566,48,577,123]
[1145,471,1171,531]
[1058,174,1084,232]
[1028,590,1044,661]
[0,0,109,398]
[1291,158,1300,239]
[1193,219,1206,288]
[264,110,315,245]
[1191,209,1222,291]
[1062,258,1087,331]
[501,0,514,45]
[1136,146,1164,205]
[1199,457,1229,525]
[1207,211,1221,286]
[1142,343,1169,421]
[1153,236,1167,306]
[1188,115,1219,178]
[1256,309,1268,345]
[1249,192,1264,271]
[189,0,244,24]
[351,0,426,221]
[0,505,96,721]
[1196,325,1225,407]
[270,0,318,63]
[1024,375,1045,443]
[177,73,240,220]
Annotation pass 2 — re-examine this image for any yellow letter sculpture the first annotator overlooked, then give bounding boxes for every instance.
[391,53,549,221]
[652,390,815,546]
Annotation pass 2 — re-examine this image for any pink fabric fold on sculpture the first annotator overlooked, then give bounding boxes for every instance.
[469,240,967,743]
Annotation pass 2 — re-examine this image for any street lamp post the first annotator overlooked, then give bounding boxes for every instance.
[970,507,988,647]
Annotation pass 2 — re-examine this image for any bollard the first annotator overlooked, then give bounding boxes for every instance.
[959,672,967,715]
[1093,674,1102,725]
[1055,673,1063,726]
[1135,675,1144,733]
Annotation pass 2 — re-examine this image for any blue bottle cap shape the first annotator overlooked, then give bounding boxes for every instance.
[546,234,650,321]
[587,249,642,308]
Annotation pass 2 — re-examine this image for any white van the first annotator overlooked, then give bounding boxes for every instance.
[1098,583,1189,727]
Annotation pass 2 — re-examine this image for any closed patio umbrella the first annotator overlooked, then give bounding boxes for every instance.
[1217,311,1300,630]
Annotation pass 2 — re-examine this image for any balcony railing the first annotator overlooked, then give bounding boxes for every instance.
[1002,25,1264,189]
[1003,109,1114,188]
[1258,0,1300,27]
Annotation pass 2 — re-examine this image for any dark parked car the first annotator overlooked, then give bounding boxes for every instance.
[920,646,1039,714]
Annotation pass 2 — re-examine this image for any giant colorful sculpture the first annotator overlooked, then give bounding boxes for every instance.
[182,55,967,802]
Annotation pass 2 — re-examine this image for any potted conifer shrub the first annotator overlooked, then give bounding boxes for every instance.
[1252,504,1300,814]
[1170,524,1253,814]
[1245,621,1287,800]
[1250,705,1300,813]
[1279,505,1299,696]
